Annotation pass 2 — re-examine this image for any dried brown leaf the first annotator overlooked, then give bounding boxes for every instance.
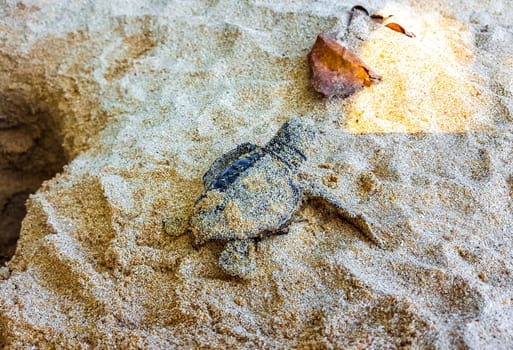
[370,13,393,23]
[307,33,381,98]
[385,22,416,37]
[348,5,370,28]
[350,5,370,16]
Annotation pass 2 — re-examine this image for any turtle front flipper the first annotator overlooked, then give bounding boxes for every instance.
[202,142,261,187]
[303,183,388,248]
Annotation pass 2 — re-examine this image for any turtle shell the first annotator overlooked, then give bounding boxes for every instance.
[202,142,260,188]
[190,153,301,246]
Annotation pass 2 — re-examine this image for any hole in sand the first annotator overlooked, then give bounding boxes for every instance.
[0,94,67,265]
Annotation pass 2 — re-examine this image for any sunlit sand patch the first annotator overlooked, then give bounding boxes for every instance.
[343,3,496,134]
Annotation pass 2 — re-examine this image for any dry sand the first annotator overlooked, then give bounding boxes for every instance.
[0,0,512,348]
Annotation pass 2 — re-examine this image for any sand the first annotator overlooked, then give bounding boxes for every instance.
[0,0,512,348]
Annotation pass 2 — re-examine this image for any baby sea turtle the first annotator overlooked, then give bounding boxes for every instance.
[178,118,382,278]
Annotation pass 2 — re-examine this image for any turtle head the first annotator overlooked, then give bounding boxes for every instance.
[264,118,318,169]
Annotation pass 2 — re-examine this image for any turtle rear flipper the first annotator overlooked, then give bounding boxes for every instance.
[219,239,257,279]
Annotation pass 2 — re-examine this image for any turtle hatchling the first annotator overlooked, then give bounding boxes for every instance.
[174,118,382,278]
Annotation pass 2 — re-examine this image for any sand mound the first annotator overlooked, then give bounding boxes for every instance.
[0,0,512,348]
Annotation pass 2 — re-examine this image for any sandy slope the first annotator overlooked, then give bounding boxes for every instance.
[0,0,512,348]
